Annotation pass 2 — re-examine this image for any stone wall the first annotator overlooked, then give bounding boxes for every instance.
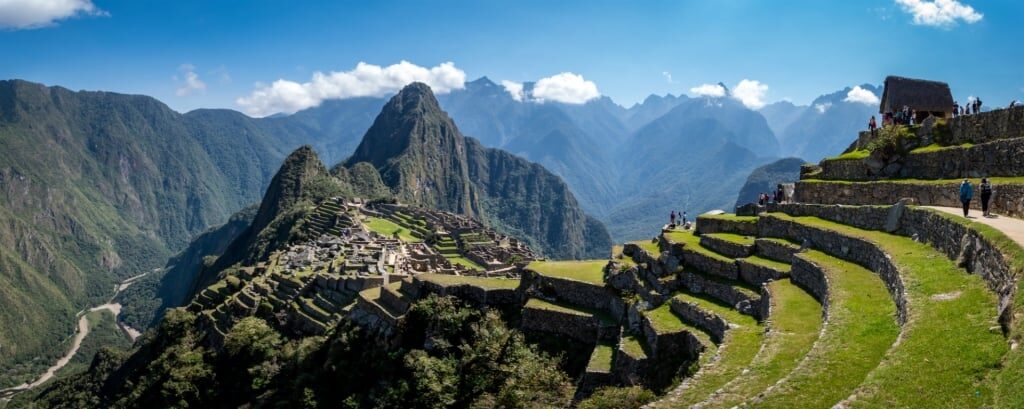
[754,238,800,263]
[757,214,908,324]
[410,277,523,308]
[520,304,604,343]
[789,255,830,306]
[523,270,627,322]
[677,271,765,319]
[946,106,1024,145]
[669,298,729,343]
[794,180,1024,220]
[696,216,759,236]
[613,342,648,386]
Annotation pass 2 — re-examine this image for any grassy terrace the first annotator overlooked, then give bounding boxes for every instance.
[651,292,765,408]
[525,298,615,325]
[739,255,791,272]
[663,230,733,262]
[766,214,1006,408]
[630,239,662,256]
[587,343,615,373]
[621,334,648,358]
[417,273,520,290]
[909,142,974,153]
[444,255,484,271]
[697,214,758,224]
[698,280,822,409]
[526,260,607,285]
[828,149,870,161]
[800,176,1024,186]
[750,249,897,408]
[363,217,424,243]
[703,232,756,246]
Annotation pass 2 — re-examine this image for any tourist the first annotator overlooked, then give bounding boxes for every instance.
[869,116,878,137]
[953,102,959,118]
[670,210,676,226]
[976,98,983,114]
[960,179,974,217]
[980,178,993,217]
[910,109,916,126]
[775,184,786,204]
[681,211,688,225]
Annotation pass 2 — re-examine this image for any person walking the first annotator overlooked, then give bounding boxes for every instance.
[869,116,878,137]
[980,178,993,217]
[960,179,974,217]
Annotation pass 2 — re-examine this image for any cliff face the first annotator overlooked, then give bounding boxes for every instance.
[345,83,612,259]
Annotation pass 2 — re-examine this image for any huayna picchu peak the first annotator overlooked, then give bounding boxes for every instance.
[343,82,613,260]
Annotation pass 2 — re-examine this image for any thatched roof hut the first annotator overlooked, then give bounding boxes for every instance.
[879,76,954,118]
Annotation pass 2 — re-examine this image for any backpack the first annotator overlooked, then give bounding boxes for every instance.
[982,183,992,195]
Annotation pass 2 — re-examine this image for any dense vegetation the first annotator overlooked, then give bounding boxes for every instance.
[26,295,574,409]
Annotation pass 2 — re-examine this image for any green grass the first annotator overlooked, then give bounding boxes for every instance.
[417,273,520,290]
[739,255,791,272]
[630,239,662,256]
[800,176,1024,186]
[697,214,758,223]
[525,298,591,317]
[694,280,822,409]
[909,142,974,154]
[827,149,870,161]
[587,343,615,373]
[649,292,766,409]
[765,214,1007,408]
[703,232,756,246]
[750,249,898,408]
[663,230,734,262]
[644,302,689,334]
[363,217,424,243]
[621,334,648,358]
[526,260,607,285]
[444,255,485,271]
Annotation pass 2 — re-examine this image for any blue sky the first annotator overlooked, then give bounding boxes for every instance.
[1,0,1020,114]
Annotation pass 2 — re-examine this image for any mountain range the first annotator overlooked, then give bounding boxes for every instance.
[0,77,880,387]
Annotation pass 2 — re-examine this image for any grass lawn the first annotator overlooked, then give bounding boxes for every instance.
[363,217,423,243]
[751,249,898,408]
[650,291,768,409]
[766,214,1006,408]
[703,232,756,246]
[621,334,648,358]
[644,302,689,334]
[697,214,759,224]
[445,255,484,271]
[827,149,870,161]
[629,239,662,256]
[694,280,822,409]
[587,343,615,373]
[909,142,974,154]
[663,230,734,262]
[739,255,791,272]
[527,260,607,285]
[800,176,1024,186]
[417,273,520,290]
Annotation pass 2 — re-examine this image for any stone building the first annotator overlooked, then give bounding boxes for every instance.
[879,75,954,122]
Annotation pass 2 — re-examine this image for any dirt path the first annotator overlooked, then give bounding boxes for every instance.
[0,271,150,399]
[924,206,1024,247]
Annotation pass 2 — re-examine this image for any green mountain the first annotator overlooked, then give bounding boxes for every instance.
[0,80,296,386]
[732,157,806,208]
[344,82,612,259]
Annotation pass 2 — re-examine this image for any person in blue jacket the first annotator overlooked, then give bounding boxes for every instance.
[960,179,974,217]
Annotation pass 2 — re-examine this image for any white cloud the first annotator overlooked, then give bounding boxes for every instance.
[237,61,466,117]
[174,64,206,97]
[530,72,600,104]
[814,102,833,113]
[501,80,525,102]
[0,0,105,30]
[895,0,982,27]
[732,79,769,109]
[844,86,880,105]
[690,83,727,98]
[662,71,674,83]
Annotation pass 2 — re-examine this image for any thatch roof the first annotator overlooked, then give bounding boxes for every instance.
[879,76,954,114]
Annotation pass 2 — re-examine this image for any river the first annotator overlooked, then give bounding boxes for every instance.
[0,270,152,400]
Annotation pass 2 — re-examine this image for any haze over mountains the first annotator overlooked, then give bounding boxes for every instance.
[0,76,879,386]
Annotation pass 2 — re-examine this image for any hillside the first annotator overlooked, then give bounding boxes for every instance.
[0,80,291,387]
[344,82,612,260]
[733,157,806,208]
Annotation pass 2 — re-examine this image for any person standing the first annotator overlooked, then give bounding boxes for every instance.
[869,116,878,137]
[960,179,974,217]
[670,210,676,226]
[681,211,688,225]
[977,98,983,114]
[953,101,959,117]
[980,178,993,217]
